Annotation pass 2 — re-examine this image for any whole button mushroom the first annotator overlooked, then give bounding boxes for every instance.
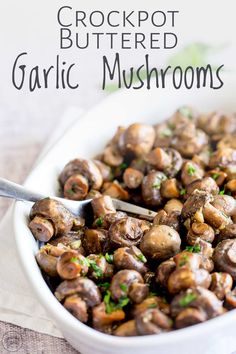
[209,148,236,169]
[87,254,114,280]
[181,160,204,186]
[175,307,207,329]
[29,198,75,242]
[181,190,212,220]
[113,246,148,275]
[55,277,101,306]
[187,222,215,245]
[155,259,176,288]
[224,287,236,310]
[142,171,167,207]
[170,287,224,322]
[64,295,88,323]
[56,251,89,280]
[114,320,138,336]
[211,194,236,217]
[186,177,219,196]
[83,229,109,255]
[132,296,170,317]
[92,302,125,333]
[59,158,103,200]
[93,160,113,182]
[203,202,232,230]
[110,269,148,304]
[210,272,233,300]
[118,123,155,158]
[109,217,144,248]
[123,168,144,189]
[140,225,181,261]
[217,223,236,242]
[146,147,183,178]
[91,195,116,218]
[135,308,173,335]
[36,245,61,277]
[213,239,236,279]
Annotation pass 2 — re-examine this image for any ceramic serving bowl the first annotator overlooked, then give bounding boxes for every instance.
[14,74,236,354]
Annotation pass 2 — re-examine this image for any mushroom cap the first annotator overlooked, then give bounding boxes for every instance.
[211,194,236,217]
[142,171,167,207]
[135,308,173,335]
[59,158,103,190]
[92,302,125,333]
[186,177,219,196]
[175,307,207,329]
[110,269,144,302]
[109,217,144,248]
[114,320,137,336]
[91,195,116,218]
[30,198,74,236]
[140,225,181,261]
[55,277,101,306]
[56,251,89,280]
[168,268,211,294]
[155,259,176,288]
[213,239,236,279]
[181,190,212,220]
[113,246,148,275]
[118,123,155,157]
[210,272,233,300]
[64,295,88,323]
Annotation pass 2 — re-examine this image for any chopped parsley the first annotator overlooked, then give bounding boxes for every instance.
[178,106,193,120]
[187,165,196,176]
[219,189,225,195]
[70,257,78,263]
[148,303,158,309]
[180,188,186,196]
[98,282,110,291]
[88,259,103,277]
[104,290,130,314]
[66,189,75,196]
[119,283,128,292]
[185,244,201,253]
[119,162,128,170]
[79,258,90,267]
[136,253,147,263]
[105,253,114,264]
[212,173,220,180]
[96,217,103,227]
[161,128,172,138]
[152,181,161,189]
[179,254,189,267]
[179,293,197,307]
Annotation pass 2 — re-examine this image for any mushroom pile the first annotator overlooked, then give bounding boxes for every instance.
[29,107,236,336]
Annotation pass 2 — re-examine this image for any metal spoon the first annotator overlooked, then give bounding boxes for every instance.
[0,178,157,220]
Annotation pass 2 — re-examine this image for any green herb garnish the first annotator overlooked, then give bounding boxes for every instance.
[66,189,75,196]
[88,259,103,277]
[180,188,186,196]
[118,297,130,308]
[161,128,172,137]
[187,165,196,176]
[219,189,225,195]
[119,162,128,170]
[96,217,103,227]
[148,303,158,309]
[98,282,110,291]
[70,257,78,263]
[178,106,193,120]
[179,293,197,307]
[103,291,130,314]
[119,283,128,292]
[136,253,147,263]
[105,253,114,264]
[152,181,161,189]
[179,254,189,267]
[185,244,201,253]
[212,173,220,180]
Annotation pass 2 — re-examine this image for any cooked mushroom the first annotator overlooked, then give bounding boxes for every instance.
[173,251,202,270]
[114,320,138,336]
[142,171,167,206]
[203,202,232,229]
[217,224,236,242]
[181,190,212,220]
[224,287,236,309]
[109,217,144,248]
[57,251,89,280]
[91,196,116,218]
[164,198,183,214]
[197,112,236,136]
[187,222,215,245]
[181,161,204,186]
[155,259,176,288]
[29,198,75,241]
[211,194,236,217]
[209,148,236,169]
[170,287,224,320]
[153,209,181,231]
[175,307,207,329]
[55,277,101,306]
[113,246,148,274]
[123,168,144,189]
[132,296,170,316]
[160,178,180,199]
[140,225,181,261]
[103,145,124,167]
[154,122,173,148]
[186,177,219,196]
[59,158,103,199]
[102,181,129,200]
[205,170,227,187]
[36,245,60,277]
[210,272,233,300]
[110,270,148,304]
[135,308,173,335]
[92,302,125,333]
[168,267,211,294]
[118,123,155,158]
[87,254,114,280]
[64,295,88,323]
[83,229,109,254]
[213,239,236,279]
[94,160,113,182]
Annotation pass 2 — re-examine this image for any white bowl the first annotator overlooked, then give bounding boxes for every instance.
[14,74,236,354]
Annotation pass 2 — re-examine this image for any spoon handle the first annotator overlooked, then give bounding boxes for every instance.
[0,178,45,202]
